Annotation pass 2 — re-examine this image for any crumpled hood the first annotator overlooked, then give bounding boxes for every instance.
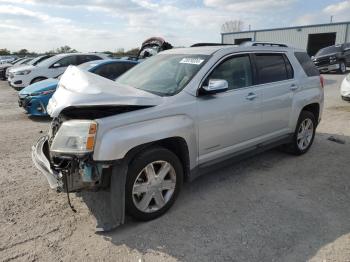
[47,65,163,117]
[10,64,35,73]
[19,78,58,95]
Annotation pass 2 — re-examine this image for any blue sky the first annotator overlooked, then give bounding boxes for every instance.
[0,0,348,52]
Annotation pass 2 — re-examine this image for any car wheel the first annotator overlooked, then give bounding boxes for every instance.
[125,147,183,221]
[339,61,347,74]
[30,77,47,84]
[285,111,316,155]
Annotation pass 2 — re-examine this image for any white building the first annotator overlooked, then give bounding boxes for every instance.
[221,21,350,55]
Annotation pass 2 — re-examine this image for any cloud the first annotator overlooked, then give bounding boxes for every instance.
[204,0,295,12]
[295,0,350,25]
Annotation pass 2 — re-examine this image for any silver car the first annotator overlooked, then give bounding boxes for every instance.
[32,43,324,229]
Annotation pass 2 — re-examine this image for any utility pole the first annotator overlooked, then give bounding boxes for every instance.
[330,15,334,23]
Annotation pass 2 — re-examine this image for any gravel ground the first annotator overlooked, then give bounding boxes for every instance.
[1,73,350,262]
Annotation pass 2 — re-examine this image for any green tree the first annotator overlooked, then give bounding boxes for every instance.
[56,45,77,53]
[0,48,11,55]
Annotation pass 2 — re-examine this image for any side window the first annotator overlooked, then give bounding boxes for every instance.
[255,54,290,84]
[94,63,131,80]
[53,56,78,67]
[207,55,253,90]
[78,55,102,65]
[294,52,320,77]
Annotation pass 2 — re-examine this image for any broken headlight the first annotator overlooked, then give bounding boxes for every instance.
[50,120,97,155]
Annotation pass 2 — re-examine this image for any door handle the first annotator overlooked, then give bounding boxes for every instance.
[245,92,257,100]
[290,84,298,90]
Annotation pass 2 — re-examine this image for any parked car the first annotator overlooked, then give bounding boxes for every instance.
[19,59,138,116]
[8,53,108,90]
[312,43,350,74]
[32,43,324,230]
[4,58,33,79]
[0,58,26,80]
[340,73,350,101]
[0,55,17,64]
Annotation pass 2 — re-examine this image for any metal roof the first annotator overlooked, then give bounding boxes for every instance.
[221,21,350,36]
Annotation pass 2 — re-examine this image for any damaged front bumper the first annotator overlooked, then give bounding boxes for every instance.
[32,136,63,190]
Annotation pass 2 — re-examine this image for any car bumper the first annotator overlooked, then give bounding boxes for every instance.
[317,63,340,72]
[18,95,49,116]
[32,136,63,190]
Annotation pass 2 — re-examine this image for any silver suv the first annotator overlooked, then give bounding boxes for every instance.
[32,43,324,228]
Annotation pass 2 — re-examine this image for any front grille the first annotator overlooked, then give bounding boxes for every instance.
[314,57,330,67]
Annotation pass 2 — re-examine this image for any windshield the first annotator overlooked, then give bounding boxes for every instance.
[116,54,209,96]
[316,45,341,56]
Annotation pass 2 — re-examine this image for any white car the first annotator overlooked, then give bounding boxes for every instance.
[340,74,350,101]
[8,53,108,90]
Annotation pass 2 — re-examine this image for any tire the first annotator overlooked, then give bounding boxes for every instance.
[30,77,47,84]
[125,146,183,221]
[339,61,347,74]
[285,111,316,155]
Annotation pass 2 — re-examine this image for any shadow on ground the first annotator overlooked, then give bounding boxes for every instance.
[78,132,350,261]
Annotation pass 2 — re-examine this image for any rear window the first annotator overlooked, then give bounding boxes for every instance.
[254,54,293,84]
[294,52,319,77]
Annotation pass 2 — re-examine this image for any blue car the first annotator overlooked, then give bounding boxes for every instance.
[18,59,138,116]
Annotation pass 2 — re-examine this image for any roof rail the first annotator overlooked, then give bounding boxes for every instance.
[190,43,233,47]
[240,41,288,47]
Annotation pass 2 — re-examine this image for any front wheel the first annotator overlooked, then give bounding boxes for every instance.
[339,61,347,74]
[285,111,316,155]
[125,147,183,221]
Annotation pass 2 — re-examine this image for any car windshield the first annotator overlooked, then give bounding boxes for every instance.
[116,54,209,96]
[316,45,341,56]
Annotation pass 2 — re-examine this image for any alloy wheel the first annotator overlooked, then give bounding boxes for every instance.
[132,160,176,213]
[297,118,314,150]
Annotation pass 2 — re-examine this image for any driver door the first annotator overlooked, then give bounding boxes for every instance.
[196,54,263,164]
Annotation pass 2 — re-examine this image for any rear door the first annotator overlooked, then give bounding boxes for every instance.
[253,53,296,136]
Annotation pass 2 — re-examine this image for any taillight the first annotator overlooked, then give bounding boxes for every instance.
[320,75,325,88]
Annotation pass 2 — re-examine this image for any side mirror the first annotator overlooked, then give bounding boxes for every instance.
[52,63,61,68]
[202,79,228,94]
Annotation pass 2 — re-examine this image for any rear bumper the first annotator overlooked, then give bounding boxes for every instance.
[32,136,63,190]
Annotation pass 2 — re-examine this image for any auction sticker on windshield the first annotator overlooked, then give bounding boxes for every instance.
[179,58,204,65]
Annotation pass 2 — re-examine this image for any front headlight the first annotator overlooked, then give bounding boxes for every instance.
[15,70,31,75]
[50,120,98,155]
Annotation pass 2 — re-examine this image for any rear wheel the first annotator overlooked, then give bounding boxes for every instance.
[284,111,316,155]
[125,147,183,221]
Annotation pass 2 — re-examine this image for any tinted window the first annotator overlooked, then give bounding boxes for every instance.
[294,52,320,77]
[78,55,102,64]
[255,54,290,84]
[54,56,78,67]
[93,63,135,80]
[208,55,253,90]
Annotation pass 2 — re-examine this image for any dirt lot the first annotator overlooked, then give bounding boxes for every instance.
[1,73,350,262]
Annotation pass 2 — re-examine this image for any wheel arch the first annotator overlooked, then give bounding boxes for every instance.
[124,137,191,181]
[301,103,320,125]
[30,76,47,84]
